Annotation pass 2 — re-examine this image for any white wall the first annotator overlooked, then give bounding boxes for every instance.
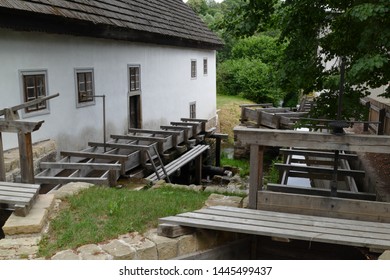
[0,28,217,151]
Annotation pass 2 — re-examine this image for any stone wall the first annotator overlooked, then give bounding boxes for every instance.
[3,139,57,182]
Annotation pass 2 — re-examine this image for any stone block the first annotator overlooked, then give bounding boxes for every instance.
[177,234,197,257]
[379,250,390,260]
[120,232,158,260]
[77,244,112,260]
[100,239,136,260]
[53,182,93,199]
[145,229,178,260]
[51,249,81,260]
[204,193,243,208]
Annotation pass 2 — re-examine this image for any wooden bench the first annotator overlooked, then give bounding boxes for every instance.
[0,181,40,216]
[147,144,209,182]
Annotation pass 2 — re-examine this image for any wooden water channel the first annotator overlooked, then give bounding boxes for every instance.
[159,127,390,258]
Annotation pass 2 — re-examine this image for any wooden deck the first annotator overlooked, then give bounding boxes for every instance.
[0,181,40,216]
[159,206,390,252]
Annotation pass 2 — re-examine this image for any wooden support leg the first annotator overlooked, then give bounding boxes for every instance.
[0,132,5,181]
[249,145,264,209]
[215,137,221,167]
[18,132,35,184]
[195,153,203,185]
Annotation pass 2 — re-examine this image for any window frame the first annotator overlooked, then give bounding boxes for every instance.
[75,68,95,108]
[189,101,196,119]
[129,65,141,94]
[19,69,50,118]
[191,59,197,79]
[203,58,208,76]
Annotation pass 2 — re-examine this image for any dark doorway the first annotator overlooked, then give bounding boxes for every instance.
[129,94,141,129]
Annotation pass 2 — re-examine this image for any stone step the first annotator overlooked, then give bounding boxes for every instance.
[2,194,55,236]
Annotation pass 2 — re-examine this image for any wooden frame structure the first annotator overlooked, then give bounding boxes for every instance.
[35,118,217,189]
[234,127,390,211]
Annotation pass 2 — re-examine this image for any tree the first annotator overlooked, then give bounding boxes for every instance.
[223,0,390,120]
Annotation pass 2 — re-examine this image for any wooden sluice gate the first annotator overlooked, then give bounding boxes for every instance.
[35,118,219,190]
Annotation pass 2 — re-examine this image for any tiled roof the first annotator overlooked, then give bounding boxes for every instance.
[0,0,223,49]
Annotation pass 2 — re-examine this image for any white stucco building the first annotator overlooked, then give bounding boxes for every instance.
[0,0,223,151]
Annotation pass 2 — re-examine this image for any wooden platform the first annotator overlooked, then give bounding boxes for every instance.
[0,181,40,216]
[159,206,390,252]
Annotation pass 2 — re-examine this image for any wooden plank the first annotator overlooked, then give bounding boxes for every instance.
[0,190,37,198]
[34,176,108,185]
[180,118,208,123]
[60,151,128,161]
[0,120,44,133]
[274,163,365,177]
[280,148,358,160]
[257,191,390,223]
[128,128,181,135]
[177,211,390,241]
[266,183,376,201]
[0,195,31,204]
[0,185,40,194]
[0,132,5,181]
[18,132,35,183]
[234,127,390,154]
[212,205,390,230]
[111,134,168,142]
[88,141,152,151]
[159,214,390,251]
[40,162,122,170]
[0,93,59,116]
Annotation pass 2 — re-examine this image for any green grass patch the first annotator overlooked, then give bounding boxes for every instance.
[39,186,210,258]
[216,94,253,109]
[220,155,250,178]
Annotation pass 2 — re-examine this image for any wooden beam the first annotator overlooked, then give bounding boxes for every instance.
[88,141,152,151]
[128,128,181,135]
[274,163,365,177]
[0,132,5,181]
[60,151,128,161]
[111,134,167,142]
[157,223,195,238]
[0,119,44,133]
[249,145,264,209]
[34,176,108,185]
[234,127,390,153]
[257,191,390,223]
[280,148,358,160]
[266,183,376,201]
[40,162,122,171]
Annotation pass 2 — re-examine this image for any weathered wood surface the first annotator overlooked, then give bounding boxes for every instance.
[0,133,5,181]
[266,183,376,201]
[159,205,390,252]
[234,127,390,153]
[157,223,195,238]
[146,145,209,181]
[274,163,365,178]
[257,191,390,223]
[0,181,40,216]
[39,162,122,171]
[0,120,44,134]
[279,148,358,160]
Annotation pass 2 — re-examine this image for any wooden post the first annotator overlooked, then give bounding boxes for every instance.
[18,132,35,183]
[249,145,264,209]
[0,132,5,181]
[215,137,221,167]
[195,153,202,185]
[378,108,386,135]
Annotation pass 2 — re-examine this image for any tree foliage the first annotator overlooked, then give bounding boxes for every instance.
[222,0,390,120]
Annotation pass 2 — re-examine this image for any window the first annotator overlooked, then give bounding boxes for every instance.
[75,69,95,106]
[203,58,208,75]
[191,60,197,79]
[129,66,140,92]
[21,70,48,114]
[190,102,196,119]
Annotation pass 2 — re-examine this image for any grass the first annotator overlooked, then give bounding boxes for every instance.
[220,155,250,178]
[39,185,210,258]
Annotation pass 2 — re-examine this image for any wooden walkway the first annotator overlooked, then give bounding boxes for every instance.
[159,206,390,252]
[0,181,40,216]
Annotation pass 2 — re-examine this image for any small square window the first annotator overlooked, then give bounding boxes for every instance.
[191,60,197,79]
[20,70,49,115]
[75,69,95,107]
[203,58,208,75]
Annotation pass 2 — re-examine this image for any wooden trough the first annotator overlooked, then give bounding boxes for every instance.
[35,118,216,189]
